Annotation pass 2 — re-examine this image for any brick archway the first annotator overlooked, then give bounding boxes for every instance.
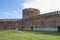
[58,26,60,32]
[31,26,33,31]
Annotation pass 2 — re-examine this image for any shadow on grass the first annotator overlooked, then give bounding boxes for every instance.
[20,30,60,36]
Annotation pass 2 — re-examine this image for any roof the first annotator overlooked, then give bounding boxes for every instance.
[0,19,20,21]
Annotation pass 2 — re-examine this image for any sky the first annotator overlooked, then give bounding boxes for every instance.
[0,0,25,19]
[0,0,60,19]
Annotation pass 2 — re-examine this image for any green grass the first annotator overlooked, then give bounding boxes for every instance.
[0,30,60,40]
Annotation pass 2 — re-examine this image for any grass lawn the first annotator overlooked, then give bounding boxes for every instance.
[0,30,60,40]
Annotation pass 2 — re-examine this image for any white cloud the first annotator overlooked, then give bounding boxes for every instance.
[23,0,60,14]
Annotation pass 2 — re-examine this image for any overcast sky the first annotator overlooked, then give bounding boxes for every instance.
[0,0,60,19]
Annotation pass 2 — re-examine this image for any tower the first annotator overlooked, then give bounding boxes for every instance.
[22,8,40,18]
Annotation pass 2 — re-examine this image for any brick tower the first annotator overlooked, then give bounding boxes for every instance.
[22,8,40,18]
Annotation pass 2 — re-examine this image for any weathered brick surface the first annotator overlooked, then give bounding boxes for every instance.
[22,8,40,18]
[0,8,60,30]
